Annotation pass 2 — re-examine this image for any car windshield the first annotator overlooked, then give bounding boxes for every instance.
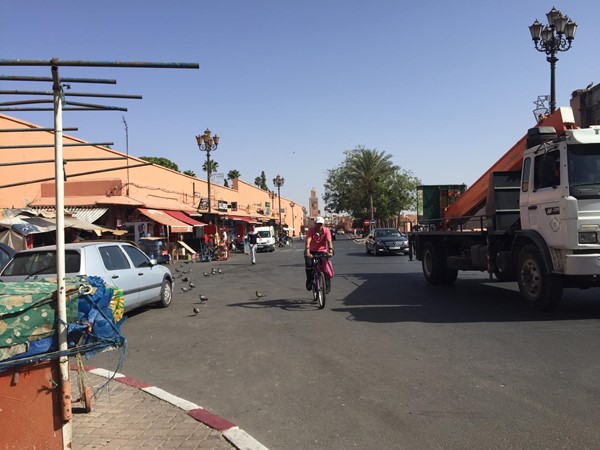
[258,231,271,238]
[374,229,401,238]
[1,250,81,276]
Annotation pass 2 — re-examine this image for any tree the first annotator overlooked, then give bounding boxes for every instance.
[227,169,241,181]
[140,156,179,172]
[202,160,219,174]
[254,171,268,190]
[346,147,398,221]
[323,146,420,222]
[183,169,196,177]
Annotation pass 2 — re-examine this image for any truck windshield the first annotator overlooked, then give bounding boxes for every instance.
[568,144,600,199]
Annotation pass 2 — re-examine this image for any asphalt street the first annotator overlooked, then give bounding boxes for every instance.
[90,235,600,449]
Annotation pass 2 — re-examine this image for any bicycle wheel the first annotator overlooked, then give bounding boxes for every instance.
[317,271,326,309]
[312,270,319,302]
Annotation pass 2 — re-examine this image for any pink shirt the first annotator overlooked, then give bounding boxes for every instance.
[307,226,331,252]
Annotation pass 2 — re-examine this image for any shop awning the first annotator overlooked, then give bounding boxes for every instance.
[137,208,193,233]
[164,210,207,227]
[226,215,261,224]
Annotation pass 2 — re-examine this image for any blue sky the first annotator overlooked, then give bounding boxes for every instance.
[2,1,599,213]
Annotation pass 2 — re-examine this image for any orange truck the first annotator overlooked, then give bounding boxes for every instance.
[414,107,600,309]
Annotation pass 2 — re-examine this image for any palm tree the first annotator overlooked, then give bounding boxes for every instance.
[346,147,397,222]
[202,160,219,175]
[227,169,241,181]
[183,169,196,177]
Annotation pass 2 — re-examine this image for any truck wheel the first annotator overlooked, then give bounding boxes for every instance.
[517,244,562,311]
[423,242,457,285]
[422,242,444,284]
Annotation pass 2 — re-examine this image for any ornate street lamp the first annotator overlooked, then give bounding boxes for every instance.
[289,201,295,236]
[272,175,285,237]
[529,7,577,114]
[195,128,219,213]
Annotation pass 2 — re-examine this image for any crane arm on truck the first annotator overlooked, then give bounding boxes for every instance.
[444,107,576,220]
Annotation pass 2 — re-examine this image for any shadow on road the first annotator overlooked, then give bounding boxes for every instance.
[228,297,323,312]
[331,272,600,324]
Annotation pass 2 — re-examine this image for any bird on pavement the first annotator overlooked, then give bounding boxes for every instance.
[189,282,195,289]
[181,287,189,293]
[182,276,189,282]
[255,290,266,299]
[193,306,201,315]
[217,268,223,274]
[199,294,208,303]
[203,272,210,277]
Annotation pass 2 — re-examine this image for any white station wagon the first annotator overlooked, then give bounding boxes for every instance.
[0,241,173,312]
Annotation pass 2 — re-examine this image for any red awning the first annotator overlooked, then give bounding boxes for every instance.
[226,215,261,224]
[164,210,207,227]
[137,208,192,233]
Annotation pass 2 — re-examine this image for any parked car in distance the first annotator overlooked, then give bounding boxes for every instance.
[366,228,409,256]
[0,243,16,272]
[337,229,345,235]
[0,241,173,312]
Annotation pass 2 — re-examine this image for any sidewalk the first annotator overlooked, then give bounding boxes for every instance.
[70,367,267,450]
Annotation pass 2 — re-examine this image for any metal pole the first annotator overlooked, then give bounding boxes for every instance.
[122,116,130,196]
[548,54,558,114]
[277,187,282,236]
[206,150,212,213]
[52,64,72,449]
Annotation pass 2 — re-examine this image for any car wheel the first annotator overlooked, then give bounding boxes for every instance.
[157,278,172,308]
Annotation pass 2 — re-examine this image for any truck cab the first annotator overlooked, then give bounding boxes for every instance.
[519,125,600,279]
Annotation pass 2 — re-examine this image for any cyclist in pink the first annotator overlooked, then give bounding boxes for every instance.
[304,216,334,293]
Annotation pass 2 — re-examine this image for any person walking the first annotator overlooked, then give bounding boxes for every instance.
[247,228,259,264]
[304,216,334,293]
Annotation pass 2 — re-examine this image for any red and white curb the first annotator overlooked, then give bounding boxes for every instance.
[75,366,268,450]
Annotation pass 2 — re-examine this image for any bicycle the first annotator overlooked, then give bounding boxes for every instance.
[277,235,293,248]
[309,252,330,309]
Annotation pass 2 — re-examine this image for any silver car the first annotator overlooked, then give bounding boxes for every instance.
[0,241,173,312]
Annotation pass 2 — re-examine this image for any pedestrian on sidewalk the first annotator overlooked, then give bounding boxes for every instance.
[247,228,258,264]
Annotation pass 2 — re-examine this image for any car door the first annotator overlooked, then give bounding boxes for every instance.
[121,244,163,306]
[97,244,139,309]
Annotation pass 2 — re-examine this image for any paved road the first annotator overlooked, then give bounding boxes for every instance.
[91,236,600,449]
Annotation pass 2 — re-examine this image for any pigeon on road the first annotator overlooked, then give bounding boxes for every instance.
[193,306,201,315]
[255,290,266,299]
[189,282,195,289]
[182,276,189,282]
[181,287,189,293]
[198,294,208,303]
[217,268,223,274]
[203,272,210,277]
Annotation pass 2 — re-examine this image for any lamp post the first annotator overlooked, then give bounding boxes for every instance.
[195,128,219,213]
[529,7,577,114]
[272,174,285,237]
[289,202,295,236]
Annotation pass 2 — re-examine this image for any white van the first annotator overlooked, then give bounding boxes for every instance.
[254,226,276,252]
